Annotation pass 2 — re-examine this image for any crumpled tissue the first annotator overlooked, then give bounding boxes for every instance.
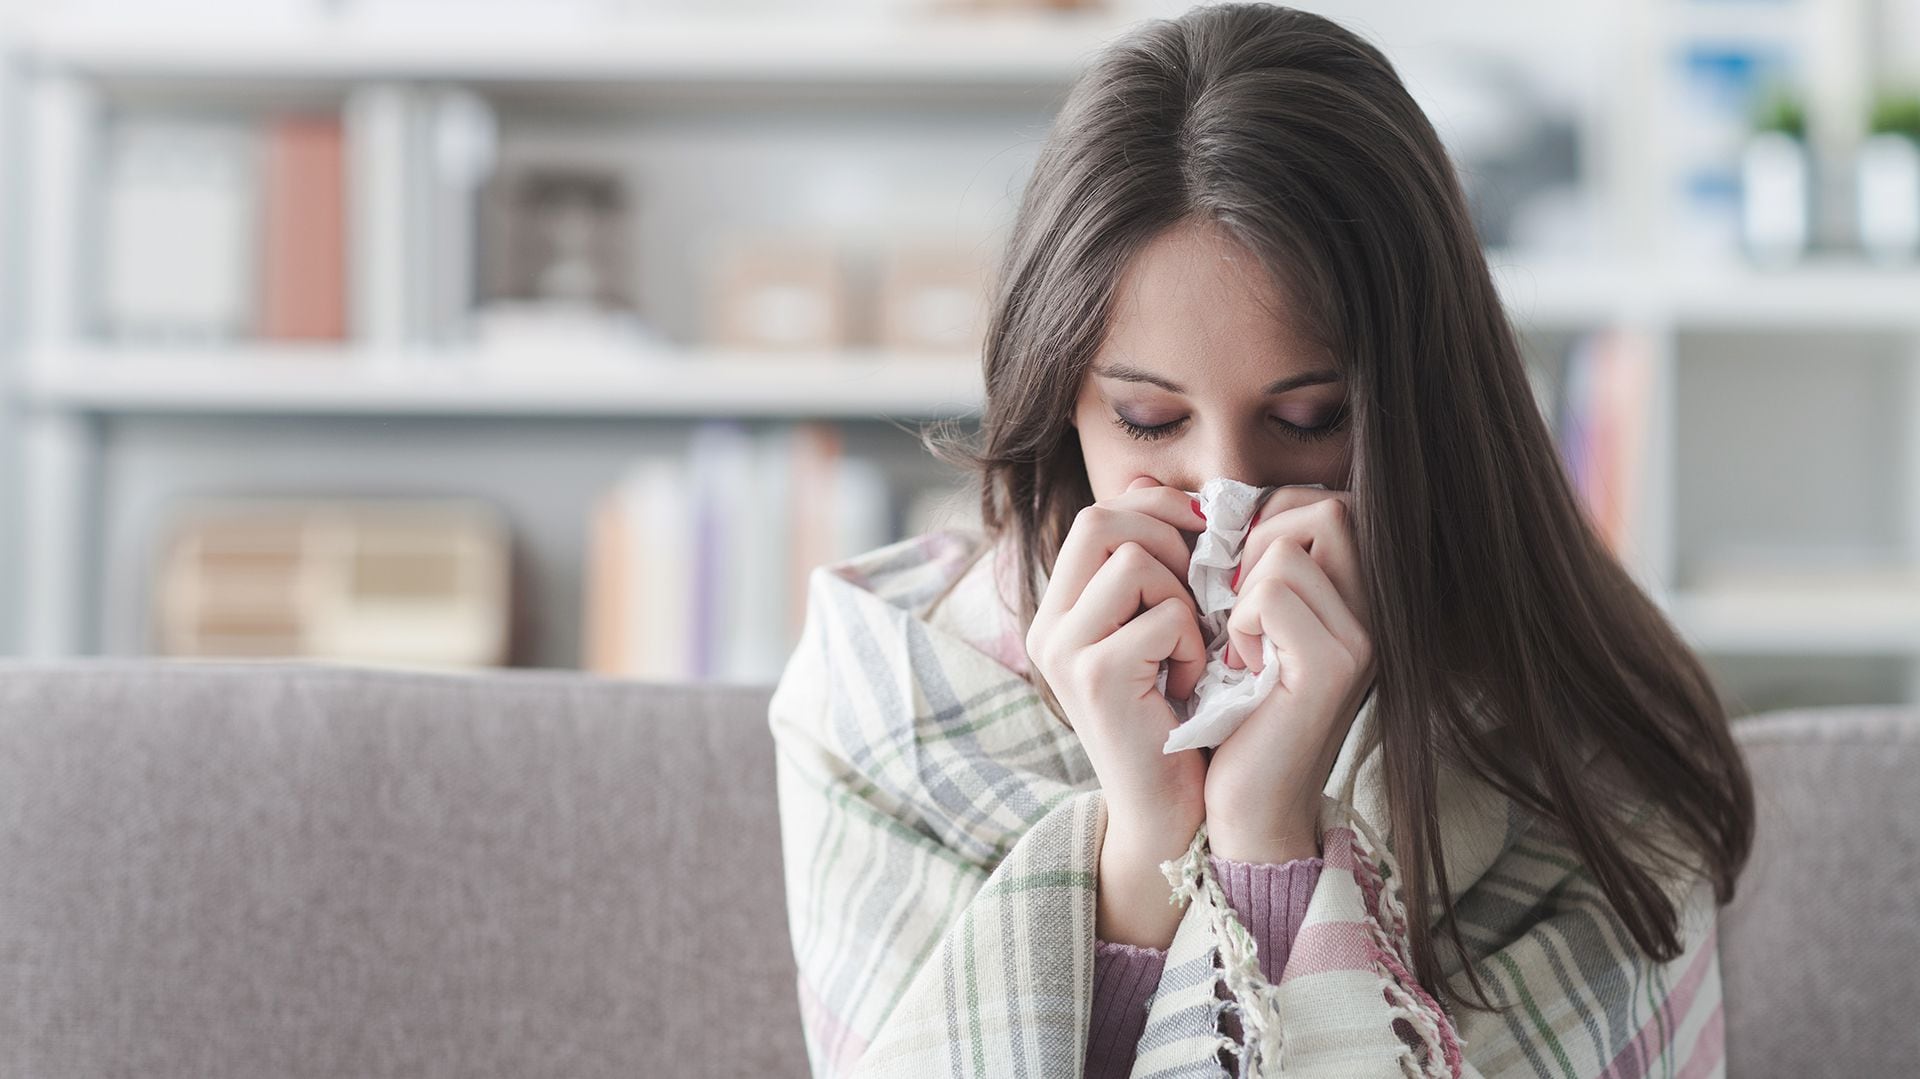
[1153,477,1327,753]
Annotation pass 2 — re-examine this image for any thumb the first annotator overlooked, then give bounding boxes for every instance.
[1126,476,1160,493]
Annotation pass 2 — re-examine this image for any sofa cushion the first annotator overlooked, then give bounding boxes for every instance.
[0,658,803,1079]
[1721,704,1920,1078]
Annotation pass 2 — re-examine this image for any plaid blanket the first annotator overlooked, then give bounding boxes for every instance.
[768,528,1726,1078]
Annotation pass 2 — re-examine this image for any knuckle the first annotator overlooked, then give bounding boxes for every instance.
[1322,639,1356,673]
[1350,631,1374,667]
[1276,539,1310,569]
[1317,630,1357,670]
[1061,649,1105,694]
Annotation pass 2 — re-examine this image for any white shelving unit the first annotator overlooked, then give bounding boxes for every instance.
[12,10,1144,86]
[17,346,988,416]
[6,2,1918,707]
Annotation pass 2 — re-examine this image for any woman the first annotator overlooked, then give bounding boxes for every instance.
[768,4,1753,1077]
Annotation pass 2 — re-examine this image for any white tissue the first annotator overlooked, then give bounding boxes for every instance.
[1153,477,1328,753]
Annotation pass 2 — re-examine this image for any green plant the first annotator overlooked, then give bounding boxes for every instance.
[1868,90,1920,142]
[1752,84,1807,139]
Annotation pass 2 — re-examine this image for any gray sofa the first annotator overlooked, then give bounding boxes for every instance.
[0,658,1913,1078]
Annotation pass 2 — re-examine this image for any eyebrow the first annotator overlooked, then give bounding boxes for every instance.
[1092,361,1343,395]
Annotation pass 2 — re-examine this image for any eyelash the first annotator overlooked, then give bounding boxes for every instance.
[1110,408,1349,444]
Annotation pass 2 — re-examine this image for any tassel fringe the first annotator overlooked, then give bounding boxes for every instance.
[1158,799,1468,1077]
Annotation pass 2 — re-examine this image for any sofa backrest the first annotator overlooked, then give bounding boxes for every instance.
[0,659,806,1079]
[1720,704,1920,1078]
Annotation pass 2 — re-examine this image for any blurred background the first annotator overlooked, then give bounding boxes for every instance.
[0,0,1915,715]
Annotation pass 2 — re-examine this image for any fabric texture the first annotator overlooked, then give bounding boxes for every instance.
[767,526,1726,1078]
[1160,478,1327,752]
[1204,854,1323,986]
[1089,940,1169,1079]
[1714,706,1920,1076]
[1088,856,1325,1079]
[0,658,809,1079]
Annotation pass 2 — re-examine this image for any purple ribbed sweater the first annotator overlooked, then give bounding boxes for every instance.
[1084,854,1323,1079]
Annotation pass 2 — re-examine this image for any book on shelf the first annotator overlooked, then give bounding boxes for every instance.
[259,114,348,340]
[1556,327,1651,561]
[99,116,256,343]
[415,86,497,348]
[583,420,931,685]
[594,455,695,680]
[346,82,502,353]
[345,84,414,350]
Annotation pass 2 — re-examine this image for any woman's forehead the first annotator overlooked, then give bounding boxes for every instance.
[1102,220,1332,384]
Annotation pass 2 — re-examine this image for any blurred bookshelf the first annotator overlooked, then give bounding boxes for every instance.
[19,346,986,415]
[12,9,1142,86]
[3,0,1918,714]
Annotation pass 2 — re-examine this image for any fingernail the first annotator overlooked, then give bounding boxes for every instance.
[1229,565,1241,591]
[1190,499,1206,522]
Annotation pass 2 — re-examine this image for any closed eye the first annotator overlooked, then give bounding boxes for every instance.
[1110,408,1348,444]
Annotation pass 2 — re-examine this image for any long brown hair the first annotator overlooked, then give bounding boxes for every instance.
[918,2,1753,1014]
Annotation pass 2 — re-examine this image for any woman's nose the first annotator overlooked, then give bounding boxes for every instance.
[1188,446,1270,492]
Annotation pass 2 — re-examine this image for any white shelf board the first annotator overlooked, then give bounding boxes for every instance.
[17,346,986,418]
[1655,0,1810,45]
[1658,257,1920,330]
[1488,256,1639,328]
[18,11,1136,86]
[1665,585,1920,654]
[1489,253,1920,331]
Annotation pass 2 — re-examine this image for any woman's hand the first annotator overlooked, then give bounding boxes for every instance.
[1025,476,1212,845]
[1202,487,1376,863]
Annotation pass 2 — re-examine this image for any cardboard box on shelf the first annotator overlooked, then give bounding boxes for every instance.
[153,497,514,669]
[703,237,851,350]
[874,243,991,356]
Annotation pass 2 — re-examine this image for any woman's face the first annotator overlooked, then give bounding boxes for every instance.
[1071,218,1353,501]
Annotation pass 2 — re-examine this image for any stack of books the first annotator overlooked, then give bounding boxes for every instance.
[1557,327,1652,559]
[100,113,346,343]
[584,421,976,684]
